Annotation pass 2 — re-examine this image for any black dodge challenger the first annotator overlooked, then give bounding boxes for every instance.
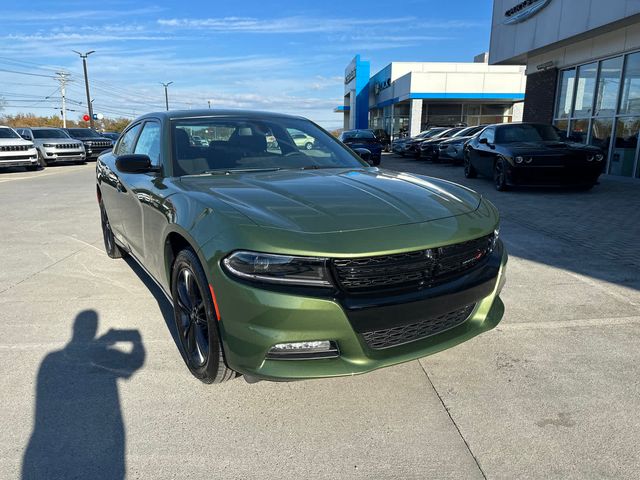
[464,123,605,191]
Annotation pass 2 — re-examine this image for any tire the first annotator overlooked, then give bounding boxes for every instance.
[463,154,477,178]
[373,158,381,166]
[100,201,125,259]
[37,150,47,168]
[75,160,86,165]
[25,165,39,172]
[171,248,236,384]
[304,142,313,150]
[576,184,595,191]
[493,158,509,191]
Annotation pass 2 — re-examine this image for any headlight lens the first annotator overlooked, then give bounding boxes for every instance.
[595,153,604,162]
[43,143,56,147]
[222,251,332,286]
[587,155,594,162]
[515,156,524,164]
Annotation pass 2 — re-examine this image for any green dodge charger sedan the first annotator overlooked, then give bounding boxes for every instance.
[96,110,507,384]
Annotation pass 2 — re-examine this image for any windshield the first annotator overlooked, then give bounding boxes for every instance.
[440,128,465,138]
[419,129,446,139]
[453,126,480,138]
[67,128,102,138]
[0,128,20,139]
[171,117,367,176]
[496,124,561,143]
[32,129,69,139]
[342,130,375,140]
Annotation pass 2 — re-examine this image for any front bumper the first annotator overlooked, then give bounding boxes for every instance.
[84,145,112,159]
[506,164,602,186]
[0,151,38,168]
[41,147,85,163]
[209,241,507,380]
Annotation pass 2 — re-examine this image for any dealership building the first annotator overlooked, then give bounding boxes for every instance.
[336,54,526,138]
[490,0,640,180]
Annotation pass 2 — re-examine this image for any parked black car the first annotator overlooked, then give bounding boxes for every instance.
[417,127,466,160]
[437,125,487,164]
[464,123,604,191]
[62,128,113,160]
[401,128,448,157]
[339,130,383,165]
[368,129,391,152]
[100,132,121,146]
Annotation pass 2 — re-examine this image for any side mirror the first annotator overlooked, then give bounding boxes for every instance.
[353,147,374,165]
[21,134,32,140]
[116,154,155,173]
[478,137,488,145]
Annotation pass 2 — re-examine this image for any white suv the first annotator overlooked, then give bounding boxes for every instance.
[0,126,39,171]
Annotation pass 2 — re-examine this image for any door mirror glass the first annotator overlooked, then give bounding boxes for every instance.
[116,154,154,173]
[478,137,488,145]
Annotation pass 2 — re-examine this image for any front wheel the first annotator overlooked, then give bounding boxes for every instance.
[100,201,125,258]
[463,154,477,178]
[494,158,509,191]
[171,249,236,384]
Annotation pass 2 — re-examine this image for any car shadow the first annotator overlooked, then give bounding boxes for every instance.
[22,310,145,480]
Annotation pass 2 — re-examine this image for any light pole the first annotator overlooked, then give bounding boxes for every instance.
[73,50,96,129]
[161,81,173,111]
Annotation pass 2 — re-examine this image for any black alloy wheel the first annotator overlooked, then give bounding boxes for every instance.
[463,153,477,178]
[493,158,509,191]
[100,201,125,258]
[171,249,235,383]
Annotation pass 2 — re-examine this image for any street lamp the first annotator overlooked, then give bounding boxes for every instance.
[161,81,173,111]
[72,50,96,128]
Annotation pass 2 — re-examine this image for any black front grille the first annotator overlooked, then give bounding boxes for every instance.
[361,304,475,349]
[0,145,29,152]
[332,234,495,294]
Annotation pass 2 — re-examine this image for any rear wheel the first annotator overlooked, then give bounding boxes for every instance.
[463,153,477,178]
[100,201,125,258]
[171,249,235,384]
[493,158,509,191]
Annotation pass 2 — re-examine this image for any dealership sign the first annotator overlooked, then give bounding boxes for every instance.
[504,0,551,25]
[345,67,356,84]
[374,78,391,95]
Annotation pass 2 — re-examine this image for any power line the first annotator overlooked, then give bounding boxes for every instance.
[0,68,56,78]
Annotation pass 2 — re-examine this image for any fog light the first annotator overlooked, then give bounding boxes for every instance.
[515,156,524,164]
[266,340,339,360]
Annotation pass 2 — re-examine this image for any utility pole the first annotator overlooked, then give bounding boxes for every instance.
[73,50,96,128]
[55,72,70,127]
[161,81,173,111]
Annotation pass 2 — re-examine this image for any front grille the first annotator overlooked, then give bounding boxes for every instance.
[0,145,29,152]
[361,304,475,349]
[93,141,111,148]
[332,234,495,294]
[55,143,79,149]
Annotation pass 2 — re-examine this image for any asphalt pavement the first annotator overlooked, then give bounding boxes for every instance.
[1,159,639,479]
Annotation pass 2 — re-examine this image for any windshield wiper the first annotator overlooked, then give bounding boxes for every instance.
[299,165,339,170]
[203,167,282,175]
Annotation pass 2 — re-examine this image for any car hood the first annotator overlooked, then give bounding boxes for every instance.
[506,141,601,155]
[0,138,33,147]
[179,168,481,234]
[34,138,83,145]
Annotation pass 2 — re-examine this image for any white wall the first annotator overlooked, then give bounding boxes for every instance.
[490,0,640,65]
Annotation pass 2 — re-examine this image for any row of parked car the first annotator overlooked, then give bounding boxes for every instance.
[0,125,119,171]
[391,123,606,191]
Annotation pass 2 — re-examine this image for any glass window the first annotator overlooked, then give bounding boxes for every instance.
[573,63,598,118]
[569,118,589,143]
[553,119,569,139]
[495,124,560,143]
[620,52,640,114]
[555,68,576,119]
[478,128,495,144]
[134,122,161,166]
[32,129,69,139]
[589,118,614,158]
[610,117,640,176]
[116,123,142,155]
[0,127,21,139]
[595,57,623,116]
[171,116,365,176]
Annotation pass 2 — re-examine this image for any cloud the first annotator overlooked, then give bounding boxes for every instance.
[157,16,416,34]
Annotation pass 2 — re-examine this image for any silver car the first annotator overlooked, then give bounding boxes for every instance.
[17,127,85,165]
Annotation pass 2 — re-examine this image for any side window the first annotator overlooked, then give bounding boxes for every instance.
[115,123,142,155]
[134,122,161,166]
[479,128,495,144]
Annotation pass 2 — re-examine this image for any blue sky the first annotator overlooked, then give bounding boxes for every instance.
[0,0,494,128]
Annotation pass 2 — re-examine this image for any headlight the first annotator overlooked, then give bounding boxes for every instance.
[515,156,524,164]
[43,143,56,147]
[587,155,594,162]
[595,153,604,162]
[222,251,332,286]
[85,141,93,146]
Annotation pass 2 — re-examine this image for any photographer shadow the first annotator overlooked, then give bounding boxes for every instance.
[22,310,145,480]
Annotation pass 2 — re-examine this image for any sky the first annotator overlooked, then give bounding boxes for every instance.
[0,0,494,129]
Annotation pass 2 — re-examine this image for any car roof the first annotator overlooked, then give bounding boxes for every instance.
[135,109,307,122]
